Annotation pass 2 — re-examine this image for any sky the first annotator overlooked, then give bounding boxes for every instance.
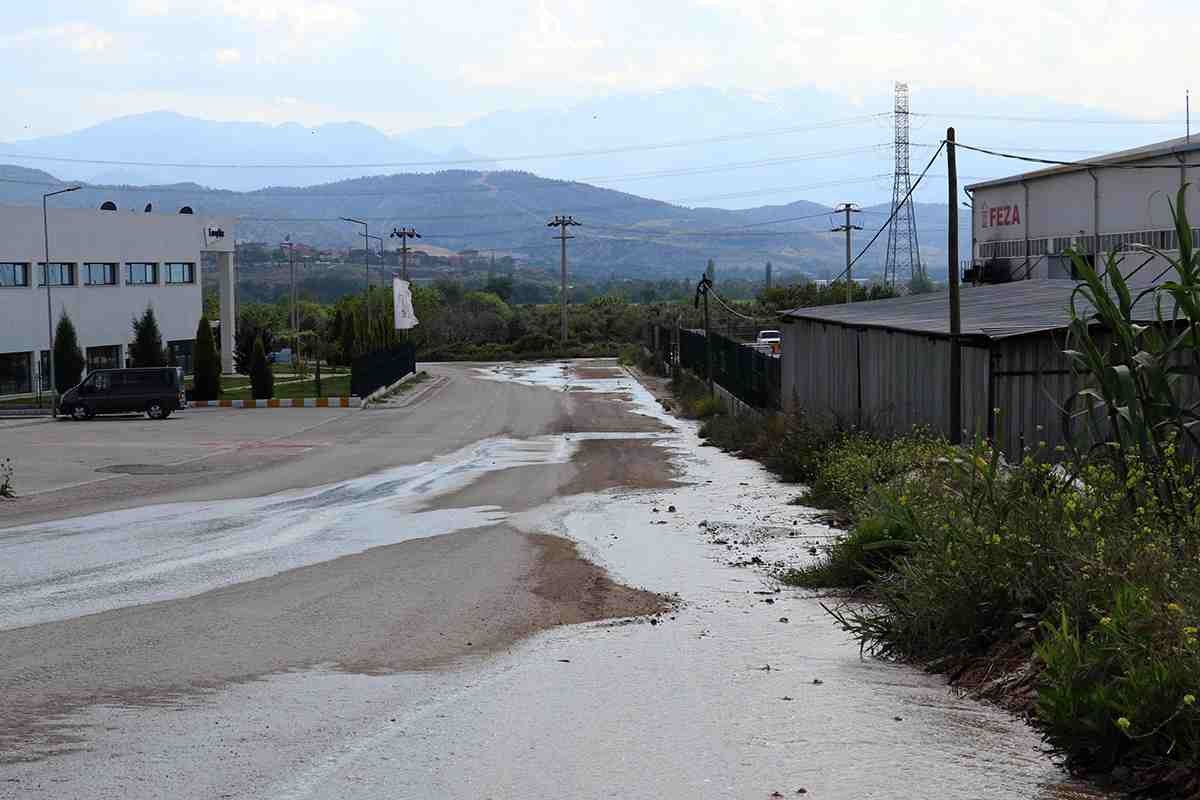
[0,0,1193,142]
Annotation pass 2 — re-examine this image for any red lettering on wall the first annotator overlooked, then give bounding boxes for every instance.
[1012,206,1020,224]
[982,205,1022,228]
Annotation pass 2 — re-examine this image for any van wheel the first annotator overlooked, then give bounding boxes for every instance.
[146,401,167,420]
[70,403,90,421]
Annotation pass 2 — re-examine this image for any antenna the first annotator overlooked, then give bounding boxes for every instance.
[1188,89,1191,144]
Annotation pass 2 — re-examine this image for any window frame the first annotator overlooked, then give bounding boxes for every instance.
[125,262,159,285]
[38,262,76,287]
[83,262,118,286]
[164,262,196,285]
[0,262,30,288]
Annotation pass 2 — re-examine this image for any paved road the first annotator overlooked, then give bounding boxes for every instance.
[0,362,1102,799]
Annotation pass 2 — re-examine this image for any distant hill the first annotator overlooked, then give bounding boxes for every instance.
[0,165,967,280]
[0,111,490,191]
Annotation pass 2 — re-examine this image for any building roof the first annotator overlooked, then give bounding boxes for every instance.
[780,280,1167,340]
[965,135,1200,192]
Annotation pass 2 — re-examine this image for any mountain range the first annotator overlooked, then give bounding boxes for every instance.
[0,163,963,280]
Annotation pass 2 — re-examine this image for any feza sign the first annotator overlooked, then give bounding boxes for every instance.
[980,202,1021,228]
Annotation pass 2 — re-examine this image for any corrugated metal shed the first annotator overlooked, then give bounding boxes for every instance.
[780,280,1167,340]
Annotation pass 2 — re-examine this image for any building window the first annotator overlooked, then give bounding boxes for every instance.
[84,262,118,286]
[0,351,33,394]
[38,263,76,286]
[167,339,194,373]
[164,262,195,284]
[0,263,30,288]
[126,262,158,285]
[86,345,121,373]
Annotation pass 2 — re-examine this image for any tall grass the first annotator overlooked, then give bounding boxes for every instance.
[794,197,1200,784]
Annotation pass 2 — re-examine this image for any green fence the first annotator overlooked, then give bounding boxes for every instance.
[674,327,780,410]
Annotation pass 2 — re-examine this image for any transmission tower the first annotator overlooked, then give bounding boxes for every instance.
[884,82,923,288]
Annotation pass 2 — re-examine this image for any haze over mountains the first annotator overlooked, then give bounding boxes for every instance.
[0,86,1183,279]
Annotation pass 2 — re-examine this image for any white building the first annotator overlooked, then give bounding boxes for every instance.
[967,136,1200,285]
[0,203,236,395]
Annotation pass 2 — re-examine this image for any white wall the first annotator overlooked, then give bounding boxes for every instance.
[971,153,1199,285]
[0,204,234,370]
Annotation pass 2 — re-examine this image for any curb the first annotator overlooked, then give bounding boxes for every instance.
[361,371,418,409]
[189,397,359,409]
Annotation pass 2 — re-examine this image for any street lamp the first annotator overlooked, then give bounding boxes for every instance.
[339,217,369,328]
[280,236,298,360]
[43,185,81,416]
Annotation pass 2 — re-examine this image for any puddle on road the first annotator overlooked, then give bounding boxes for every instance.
[0,432,658,630]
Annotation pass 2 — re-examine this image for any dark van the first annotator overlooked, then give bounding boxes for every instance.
[60,367,186,421]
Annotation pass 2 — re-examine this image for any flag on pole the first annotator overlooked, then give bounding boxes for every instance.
[393,277,419,330]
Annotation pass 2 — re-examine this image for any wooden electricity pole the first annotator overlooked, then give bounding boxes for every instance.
[548,215,580,344]
[947,127,962,444]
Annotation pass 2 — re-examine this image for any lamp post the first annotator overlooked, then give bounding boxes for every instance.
[43,185,81,416]
[281,236,298,361]
[339,217,369,328]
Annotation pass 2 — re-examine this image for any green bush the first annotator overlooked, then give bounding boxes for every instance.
[1037,587,1200,773]
[191,315,221,401]
[52,312,85,391]
[0,457,13,499]
[805,430,948,515]
[249,335,274,399]
[129,306,166,367]
[691,395,723,419]
[784,493,923,589]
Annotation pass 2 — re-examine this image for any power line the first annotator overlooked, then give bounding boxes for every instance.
[0,114,888,171]
[829,141,946,284]
[954,141,1200,170]
[912,112,1184,125]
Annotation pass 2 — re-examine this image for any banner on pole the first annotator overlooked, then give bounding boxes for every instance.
[393,277,419,330]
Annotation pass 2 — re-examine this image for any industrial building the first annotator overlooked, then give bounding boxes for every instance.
[779,280,1170,458]
[967,135,1200,285]
[0,203,235,395]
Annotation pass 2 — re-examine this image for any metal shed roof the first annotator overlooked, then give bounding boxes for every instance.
[965,135,1200,192]
[780,280,1168,340]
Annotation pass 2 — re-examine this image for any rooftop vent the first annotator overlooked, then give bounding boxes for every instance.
[144,203,153,213]
[100,201,117,211]
[178,206,194,215]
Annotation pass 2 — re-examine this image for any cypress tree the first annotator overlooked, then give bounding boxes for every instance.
[249,334,274,399]
[129,306,166,367]
[340,309,358,362]
[53,312,85,391]
[192,315,221,401]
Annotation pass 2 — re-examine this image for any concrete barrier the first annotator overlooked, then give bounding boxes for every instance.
[189,397,359,409]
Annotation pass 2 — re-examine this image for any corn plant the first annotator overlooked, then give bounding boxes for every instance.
[1064,187,1199,550]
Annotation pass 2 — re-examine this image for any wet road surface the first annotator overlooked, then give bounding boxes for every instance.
[0,362,1105,798]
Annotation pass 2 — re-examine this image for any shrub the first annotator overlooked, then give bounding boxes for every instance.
[129,306,166,367]
[249,335,274,399]
[52,312,85,391]
[805,430,948,515]
[0,457,13,499]
[691,395,724,419]
[191,315,221,401]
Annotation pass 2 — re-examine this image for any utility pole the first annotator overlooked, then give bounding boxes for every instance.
[694,274,714,394]
[547,215,580,344]
[390,227,420,282]
[42,185,80,415]
[281,236,297,359]
[340,217,369,329]
[832,203,862,303]
[947,127,962,445]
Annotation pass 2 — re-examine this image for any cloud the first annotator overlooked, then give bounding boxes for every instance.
[2,22,117,54]
[128,0,170,15]
[214,48,242,65]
